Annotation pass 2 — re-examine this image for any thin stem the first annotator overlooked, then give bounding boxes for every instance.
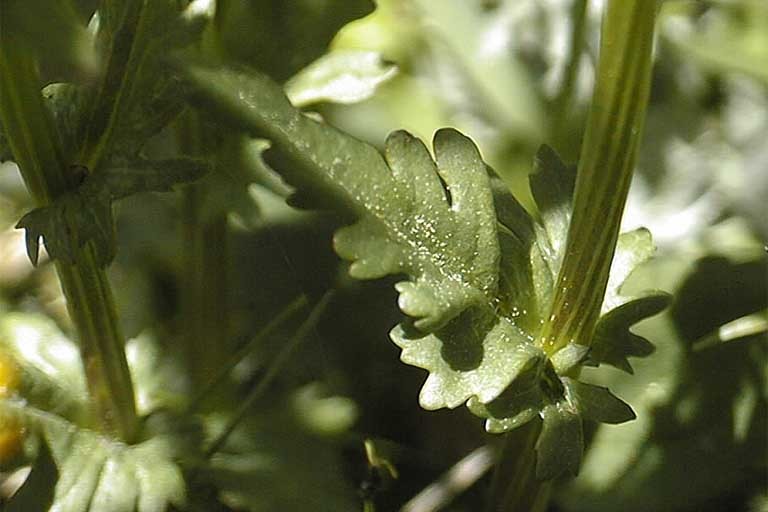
[539,0,660,355]
[205,291,334,457]
[402,445,495,512]
[0,40,138,441]
[188,294,309,412]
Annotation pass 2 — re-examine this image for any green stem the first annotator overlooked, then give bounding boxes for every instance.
[487,422,549,512]
[205,291,334,457]
[177,111,232,389]
[540,0,660,355]
[0,42,138,441]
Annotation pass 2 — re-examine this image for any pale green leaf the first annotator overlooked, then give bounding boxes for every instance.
[1,316,196,512]
[286,50,397,107]
[0,313,88,424]
[392,315,541,409]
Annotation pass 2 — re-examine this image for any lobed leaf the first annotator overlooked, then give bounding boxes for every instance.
[1,315,197,512]
[178,60,500,332]
[176,61,670,480]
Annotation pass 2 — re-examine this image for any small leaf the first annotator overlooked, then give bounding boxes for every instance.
[286,50,397,107]
[15,158,206,266]
[536,401,583,479]
[551,343,590,375]
[591,293,671,373]
[563,378,636,424]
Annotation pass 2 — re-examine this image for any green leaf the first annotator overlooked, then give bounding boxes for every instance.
[536,401,583,479]
[82,0,212,165]
[16,158,207,266]
[392,316,543,409]
[285,50,397,107]
[207,400,359,512]
[179,61,499,332]
[0,313,89,424]
[591,293,670,373]
[176,61,669,480]
[1,0,97,82]
[215,0,374,82]
[1,315,198,512]
[563,378,636,424]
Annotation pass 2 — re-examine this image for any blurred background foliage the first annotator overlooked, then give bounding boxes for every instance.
[0,0,766,510]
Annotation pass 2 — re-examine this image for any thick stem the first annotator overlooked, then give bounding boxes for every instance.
[540,0,660,355]
[0,43,138,440]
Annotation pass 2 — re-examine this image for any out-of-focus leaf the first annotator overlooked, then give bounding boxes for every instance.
[409,0,545,143]
[6,437,57,512]
[286,50,397,107]
[215,0,374,82]
[82,0,213,163]
[0,314,200,512]
[207,400,358,512]
[563,242,767,512]
[0,314,88,424]
[1,0,98,82]
[536,401,583,479]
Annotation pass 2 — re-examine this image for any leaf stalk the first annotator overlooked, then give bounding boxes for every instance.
[540,0,660,355]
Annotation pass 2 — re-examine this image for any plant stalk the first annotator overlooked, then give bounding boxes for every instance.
[0,43,138,441]
[540,0,660,355]
[487,422,550,512]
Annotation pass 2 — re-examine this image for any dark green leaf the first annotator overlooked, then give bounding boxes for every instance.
[536,401,583,479]
[563,378,636,424]
[215,0,374,82]
[591,293,670,373]
[16,158,206,266]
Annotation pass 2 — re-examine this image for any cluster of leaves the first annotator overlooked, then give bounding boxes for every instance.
[1,1,765,511]
[0,314,193,511]
[176,58,669,478]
